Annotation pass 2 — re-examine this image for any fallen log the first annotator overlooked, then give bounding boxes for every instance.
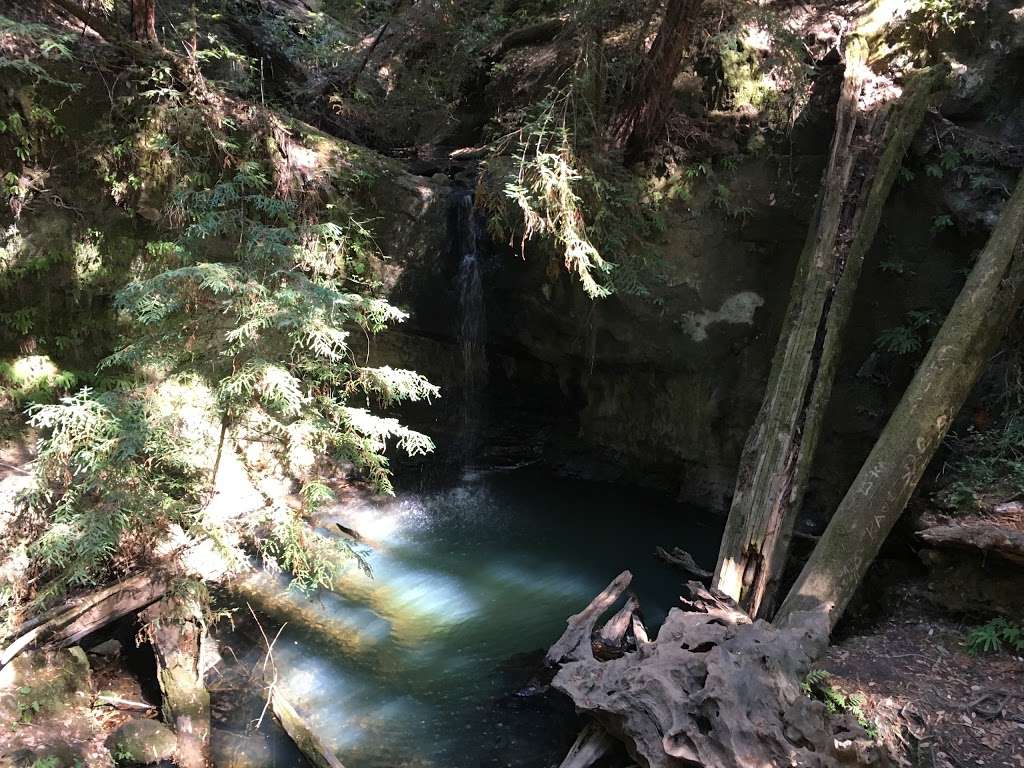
[493,17,567,57]
[917,522,1024,565]
[551,583,875,768]
[654,547,712,580]
[94,692,158,711]
[557,722,615,768]
[713,59,948,619]
[0,572,170,667]
[546,571,632,666]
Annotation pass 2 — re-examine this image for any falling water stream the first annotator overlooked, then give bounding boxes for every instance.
[225,470,721,768]
[454,190,487,450]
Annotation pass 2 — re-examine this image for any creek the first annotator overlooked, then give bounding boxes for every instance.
[226,468,721,768]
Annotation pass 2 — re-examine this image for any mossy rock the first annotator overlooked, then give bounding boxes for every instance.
[105,719,177,765]
[0,647,92,723]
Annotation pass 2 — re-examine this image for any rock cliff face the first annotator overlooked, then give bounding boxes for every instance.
[372,150,958,518]
[366,2,1024,520]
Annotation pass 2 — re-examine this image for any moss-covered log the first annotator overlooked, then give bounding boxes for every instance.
[142,591,212,768]
[712,57,946,618]
[776,172,1024,631]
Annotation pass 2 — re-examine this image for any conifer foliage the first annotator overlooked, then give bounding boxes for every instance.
[10,74,438,608]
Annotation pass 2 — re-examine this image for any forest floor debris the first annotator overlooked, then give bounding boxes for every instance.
[824,592,1024,768]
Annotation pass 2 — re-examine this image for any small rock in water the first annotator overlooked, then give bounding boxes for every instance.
[105,718,177,764]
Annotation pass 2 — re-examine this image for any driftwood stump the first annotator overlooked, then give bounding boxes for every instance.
[551,582,882,768]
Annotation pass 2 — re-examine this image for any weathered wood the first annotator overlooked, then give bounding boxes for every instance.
[713,60,947,619]
[549,582,879,768]
[655,546,711,580]
[917,522,1024,564]
[95,692,158,711]
[546,571,632,666]
[597,594,639,647]
[271,689,346,768]
[630,614,650,646]
[142,594,211,768]
[776,172,1024,632]
[0,572,169,667]
[557,722,615,768]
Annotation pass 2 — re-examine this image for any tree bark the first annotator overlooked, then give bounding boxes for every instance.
[608,0,704,162]
[142,593,211,768]
[712,58,946,619]
[775,172,1024,632]
[131,0,158,44]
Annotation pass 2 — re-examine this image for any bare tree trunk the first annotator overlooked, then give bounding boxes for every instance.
[131,0,158,44]
[608,0,704,162]
[775,173,1024,632]
[45,0,122,41]
[142,592,211,768]
[712,56,946,619]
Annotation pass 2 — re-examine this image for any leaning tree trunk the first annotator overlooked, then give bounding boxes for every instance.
[609,0,703,163]
[712,53,946,619]
[131,0,158,44]
[142,591,211,768]
[775,172,1024,632]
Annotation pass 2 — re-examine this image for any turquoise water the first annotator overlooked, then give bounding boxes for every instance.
[241,469,720,768]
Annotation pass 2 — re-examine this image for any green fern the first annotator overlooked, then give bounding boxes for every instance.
[875,326,922,355]
[966,619,1024,655]
[802,669,878,739]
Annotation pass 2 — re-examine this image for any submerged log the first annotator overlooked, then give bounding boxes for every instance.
[546,571,632,665]
[271,688,346,768]
[557,722,615,768]
[142,593,212,768]
[551,583,873,768]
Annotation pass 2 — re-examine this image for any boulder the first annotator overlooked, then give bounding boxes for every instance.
[105,719,177,765]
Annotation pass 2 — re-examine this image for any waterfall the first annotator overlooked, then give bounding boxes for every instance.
[453,191,487,447]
